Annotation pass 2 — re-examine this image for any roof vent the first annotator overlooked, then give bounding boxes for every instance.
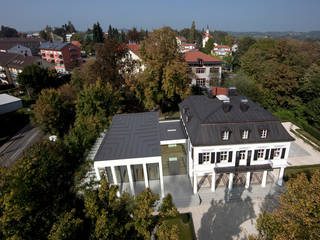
[223,100,231,113]
[240,99,249,112]
[182,106,189,114]
[228,86,237,96]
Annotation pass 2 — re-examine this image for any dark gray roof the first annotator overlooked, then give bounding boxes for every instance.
[179,95,294,146]
[159,120,187,141]
[94,112,161,161]
[40,42,68,51]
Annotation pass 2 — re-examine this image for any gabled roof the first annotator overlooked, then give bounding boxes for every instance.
[184,51,222,64]
[71,41,81,48]
[127,44,141,57]
[177,36,187,42]
[179,95,294,146]
[0,42,17,51]
[0,52,40,70]
[40,42,68,51]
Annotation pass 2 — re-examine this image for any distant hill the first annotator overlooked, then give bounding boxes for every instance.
[228,31,320,41]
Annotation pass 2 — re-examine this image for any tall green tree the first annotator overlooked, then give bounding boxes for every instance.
[189,21,196,43]
[0,25,18,37]
[203,38,214,54]
[93,22,104,43]
[158,194,179,218]
[137,27,191,111]
[127,27,140,43]
[255,171,320,240]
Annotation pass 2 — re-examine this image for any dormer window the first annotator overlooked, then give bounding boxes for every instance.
[222,131,229,140]
[241,130,249,139]
[261,129,268,138]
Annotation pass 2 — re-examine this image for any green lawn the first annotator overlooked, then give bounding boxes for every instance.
[163,213,195,240]
[284,164,320,181]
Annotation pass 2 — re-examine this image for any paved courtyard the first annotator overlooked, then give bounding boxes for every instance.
[179,183,282,240]
[282,122,320,166]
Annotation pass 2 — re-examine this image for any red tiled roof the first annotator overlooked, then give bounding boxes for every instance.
[212,87,228,96]
[127,44,141,57]
[214,45,231,49]
[71,41,81,48]
[184,51,222,63]
[181,43,197,47]
[177,36,187,42]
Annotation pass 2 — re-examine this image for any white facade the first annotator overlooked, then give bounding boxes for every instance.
[127,49,145,72]
[6,44,32,56]
[212,45,232,56]
[190,65,222,88]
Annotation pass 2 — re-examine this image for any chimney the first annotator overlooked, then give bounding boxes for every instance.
[228,86,237,96]
[223,100,231,113]
[240,99,249,112]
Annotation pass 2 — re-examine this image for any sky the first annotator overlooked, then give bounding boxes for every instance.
[1,0,320,32]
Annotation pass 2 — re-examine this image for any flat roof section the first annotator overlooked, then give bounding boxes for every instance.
[0,94,22,115]
[159,120,187,141]
[94,112,161,161]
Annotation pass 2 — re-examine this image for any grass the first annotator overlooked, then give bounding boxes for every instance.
[163,213,195,240]
[159,111,180,120]
[284,164,320,181]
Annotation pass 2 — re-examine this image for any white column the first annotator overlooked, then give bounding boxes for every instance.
[193,173,197,194]
[211,170,216,192]
[111,166,118,185]
[127,165,135,196]
[94,166,101,181]
[159,160,165,198]
[111,166,120,197]
[228,173,234,190]
[278,167,285,186]
[261,170,268,188]
[143,163,149,188]
[245,172,251,189]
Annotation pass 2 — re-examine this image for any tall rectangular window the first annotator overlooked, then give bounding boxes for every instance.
[273,148,281,158]
[239,150,246,160]
[196,78,206,86]
[200,152,210,164]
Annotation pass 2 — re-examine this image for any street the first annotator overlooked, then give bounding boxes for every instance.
[0,123,42,167]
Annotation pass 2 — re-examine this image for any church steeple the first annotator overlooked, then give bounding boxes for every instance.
[206,25,209,34]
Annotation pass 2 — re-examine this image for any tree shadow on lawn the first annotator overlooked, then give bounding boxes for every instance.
[197,186,281,240]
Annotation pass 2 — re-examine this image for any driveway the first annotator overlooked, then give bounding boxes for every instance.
[282,122,320,166]
[0,123,42,167]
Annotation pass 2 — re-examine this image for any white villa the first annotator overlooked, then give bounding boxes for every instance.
[92,89,294,199]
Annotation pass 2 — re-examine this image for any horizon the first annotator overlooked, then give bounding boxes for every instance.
[1,0,320,33]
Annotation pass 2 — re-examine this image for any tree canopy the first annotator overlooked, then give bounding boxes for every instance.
[255,171,320,240]
[0,25,18,38]
[136,26,191,111]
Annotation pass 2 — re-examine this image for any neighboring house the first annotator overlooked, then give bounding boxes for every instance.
[212,44,232,56]
[126,44,145,72]
[91,89,294,198]
[232,43,238,52]
[0,42,32,56]
[66,33,74,42]
[202,27,213,48]
[71,41,82,48]
[0,38,44,56]
[184,50,223,87]
[0,52,50,84]
[40,42,81,73]
[180,43,197,53]
[176,36,187,45]
[0,94,22,115]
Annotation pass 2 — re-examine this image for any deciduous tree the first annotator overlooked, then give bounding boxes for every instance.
[137,27,191,111]
[255,171,320,240]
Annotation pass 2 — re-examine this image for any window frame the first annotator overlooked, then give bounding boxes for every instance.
[196,68,205,74]
[239,150,246,160]
[202,152,210,164]
[257,149,264,159]
[273,148,281,158]
[261,129,268,138]
[220,151,228,161]
[196,78,206,86]
[241,130,249,139]
[222,131,229,141]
